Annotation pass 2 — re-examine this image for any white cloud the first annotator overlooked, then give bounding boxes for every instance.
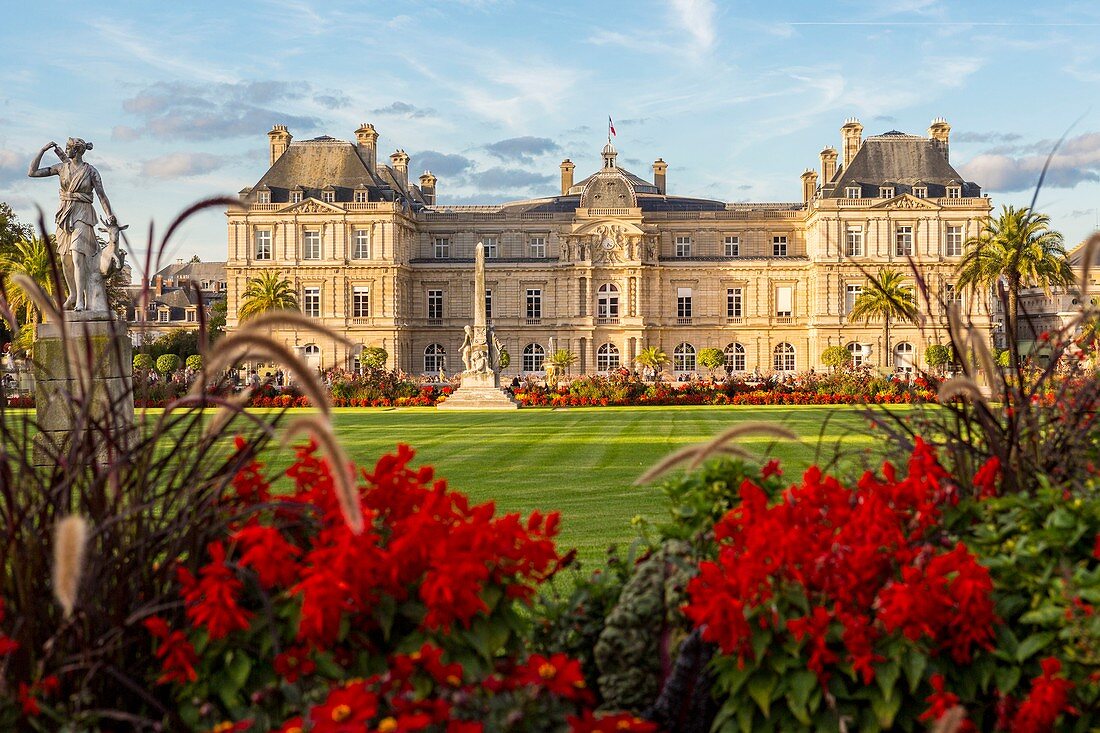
[959,132,1100,192]
[669,0,717,53]
[140,153,227,179]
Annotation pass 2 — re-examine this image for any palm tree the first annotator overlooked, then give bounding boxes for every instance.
[238,271,299,321]
[0,237,55,349]
[636,345,670,382]
[957,206,1074,351]
[849,268,917,368]
[543,348,577,388]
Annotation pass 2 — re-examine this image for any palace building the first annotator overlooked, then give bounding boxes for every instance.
[225,118,994,376]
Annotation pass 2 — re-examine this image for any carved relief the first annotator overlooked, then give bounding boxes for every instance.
[284,198,343,214]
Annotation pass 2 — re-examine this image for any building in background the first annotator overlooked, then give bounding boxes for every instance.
[225,118,994,376]
[126,259,227,345]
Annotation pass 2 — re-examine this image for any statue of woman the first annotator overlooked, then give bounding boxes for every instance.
[460,325,473,372]
[28,138,116,312]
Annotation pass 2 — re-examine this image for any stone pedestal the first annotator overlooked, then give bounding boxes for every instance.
[437,370,519,410]
[33,313,134,463]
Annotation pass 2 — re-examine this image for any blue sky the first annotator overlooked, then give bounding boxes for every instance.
[2,0,1100,269]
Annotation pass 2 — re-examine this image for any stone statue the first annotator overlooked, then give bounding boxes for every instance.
[491,333,505,375]
[460,325,473,371]
[28,137,123,314]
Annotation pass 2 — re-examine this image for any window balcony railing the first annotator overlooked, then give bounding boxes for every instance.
[726,316,743,325]
[774,316,795,325]
[676,317,693,325]
[350,317,371,325]
[426,318,444,326]
[525,318,542,326]
[595,317,619,325]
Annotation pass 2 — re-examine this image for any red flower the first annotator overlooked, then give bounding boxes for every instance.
[1012,657,1077,733]
[567,710,659,732]
[762,459,782,479]
[274,645,317,683]
[371,714,434,733]
[276,718,305,733]
[787,607,838,684]
[206,722,253,733]
[919,674,960,722]
[233,524,301,589]
[177,542,252,640]
[972,456,1001,499]
[514,653,592,702]
[310,682,379,733]
[143,616,199,685]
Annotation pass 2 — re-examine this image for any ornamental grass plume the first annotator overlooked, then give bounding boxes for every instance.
[52,515,88,619]
[633,421,797,485]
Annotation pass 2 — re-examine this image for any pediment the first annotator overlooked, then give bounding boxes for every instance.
[280,197,344,214]
[571,218,646,237]
[870,193,942,211]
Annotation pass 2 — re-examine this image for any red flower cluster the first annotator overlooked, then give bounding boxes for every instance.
[567,710,660,732]
[176,542,253,640]
[512,653,592,703]
[684,439,998,686]
[1010,658,1077,732]
[0,599,20,657]
[919,674,975,732]
[143,616,199,685]
[16,675,58,716]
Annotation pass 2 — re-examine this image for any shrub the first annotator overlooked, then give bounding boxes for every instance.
[499,346,511,369]
[698,347,724,375]
[360,345,388,369]
[133,353,154,371]
[184,354,203,371]
[821,345,853,370]
[925,343,952,373]
[155,353,182,374]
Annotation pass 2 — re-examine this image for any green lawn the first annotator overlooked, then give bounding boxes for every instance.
[258,405,909,565]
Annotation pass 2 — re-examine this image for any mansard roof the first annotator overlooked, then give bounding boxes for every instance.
[825,132,981,198]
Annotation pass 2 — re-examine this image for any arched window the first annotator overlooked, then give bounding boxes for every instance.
[351,344,366,373]
[303,344,320,355]
[724,342,746,372]
[846,341,864,367]
[303,343,321,370]
[673,342,696,372]
[894,342,915,372]
[522,343,545,373]
[424,343,446,374]
[597,343,620,372]
[773,342,796,372]
[597,283,619,320]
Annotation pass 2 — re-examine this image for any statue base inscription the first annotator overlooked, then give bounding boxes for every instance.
[32,315,134,464]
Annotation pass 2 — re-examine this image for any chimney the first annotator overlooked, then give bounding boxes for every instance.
[652,158,668,195]
[801,169,818,203]
[155,275,164,296]
[928,117,951,162]
[840,118,863,169]
[355,122,378,170]
[820,147,838,182]
[560,159,575,195]
[390,149,409,190]
[419,170,437,206]
[267,124,292,166]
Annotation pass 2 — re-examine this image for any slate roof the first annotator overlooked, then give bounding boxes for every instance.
[824,132,981,198]
[153,261,227,285]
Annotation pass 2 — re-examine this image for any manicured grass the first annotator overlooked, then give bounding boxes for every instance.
[259,405,910,565]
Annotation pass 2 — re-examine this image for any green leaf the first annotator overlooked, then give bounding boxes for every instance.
[376,594,396,640]
[901,650,928,693]
[1019,605,1065,626]
[227,652,251,690]
[785,694,812,726]
[869,687,902,728]
[751,629,773,661]
[995,665,1021,695]
[788,669,817,710]
[1016,632,1056,662]
[313,652,344,679]
[747,672,778,717]
[736,703,754,733]
[875,659,900,699]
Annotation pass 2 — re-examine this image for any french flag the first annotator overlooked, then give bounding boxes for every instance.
[608,116,616,137]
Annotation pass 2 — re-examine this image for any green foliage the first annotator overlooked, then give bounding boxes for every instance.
[133,353,155,371]
[649,457,760,550]
[925,344,952,372]
[185,354,203,371]
[155,353,182,374]
[821,345,853,370]
[698,347,724,375]
[360,345,388,369]
[498,346,510,369]
[239,270,299,320]
[145,329,200,360]
[207,299,227,343]
[849,268,917,356]
[995,348,1012,368]
[636,346,670,379]
[0,202,32,258]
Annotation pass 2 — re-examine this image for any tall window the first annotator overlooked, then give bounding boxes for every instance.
[846,341,864,367]
[945,225,963,256]
[597,283,619,320]
[434,237,450,259]
[677,288,693,318]
[845,186,861,199]
[353,229,370,259]
[675,236,693,258]
[725,343,746,372]
[427,290,443,320]
[895,225,913,257]
[485,290,493,320]
[724,236,739,257]
[158,309,169,323]
[772,235,788,257]
[597,343,620,372]
[673,343,696,372]
[726,287,743,319]
[845,227,863,257]
[845,284,863,315]
[775,286,793,317]
[522,343,545,372]
[482,237,498,258]
[526,289,542,319]
[354,190,368,203]
[303,287,321,318]
[895,342,915,372]
[424,344,446,373]
[529,236,545,258]
[255,230,272,261]
[773,342,796,372]
[352,286,370,318]
[303,230,321,260]
[944,283,963,307]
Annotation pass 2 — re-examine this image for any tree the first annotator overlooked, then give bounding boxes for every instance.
[636,346,670,382]
[149,329,199,360]
[133,353,154,371]
[957,205,1074,363]
[360,346,388,369]
[925,344,952,375]
[0,237,56,352]
[848,268,917,366]
[544,348,578,388]
[155,354,182,375]
[0,203,32,259]
[821,345,852,371]
[697,347,724,377]
[185,354,203,371]
[238,271,299,321]
[208,299,227,343]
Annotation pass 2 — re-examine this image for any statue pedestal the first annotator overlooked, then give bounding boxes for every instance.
[33,314,134,464]
[437,370,519,410]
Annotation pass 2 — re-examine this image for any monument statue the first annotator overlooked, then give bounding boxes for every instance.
[28,137,125,314]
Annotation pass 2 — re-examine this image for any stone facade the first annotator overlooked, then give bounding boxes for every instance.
[225,119,994,376]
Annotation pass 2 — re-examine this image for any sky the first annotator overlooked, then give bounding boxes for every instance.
[2,0,1100,272]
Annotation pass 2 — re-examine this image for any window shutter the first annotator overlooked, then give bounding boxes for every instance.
[776,286,793,313]
[677,287,692,298]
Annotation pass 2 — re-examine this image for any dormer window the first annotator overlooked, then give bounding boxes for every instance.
[321,189,335,204]
[257,190,270,204]
[913,186,927,198]
[290,190,303,204]
[354,190,368,203]
[946,185,962,199]
[845,186,861,199]
[879,186,895,199]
